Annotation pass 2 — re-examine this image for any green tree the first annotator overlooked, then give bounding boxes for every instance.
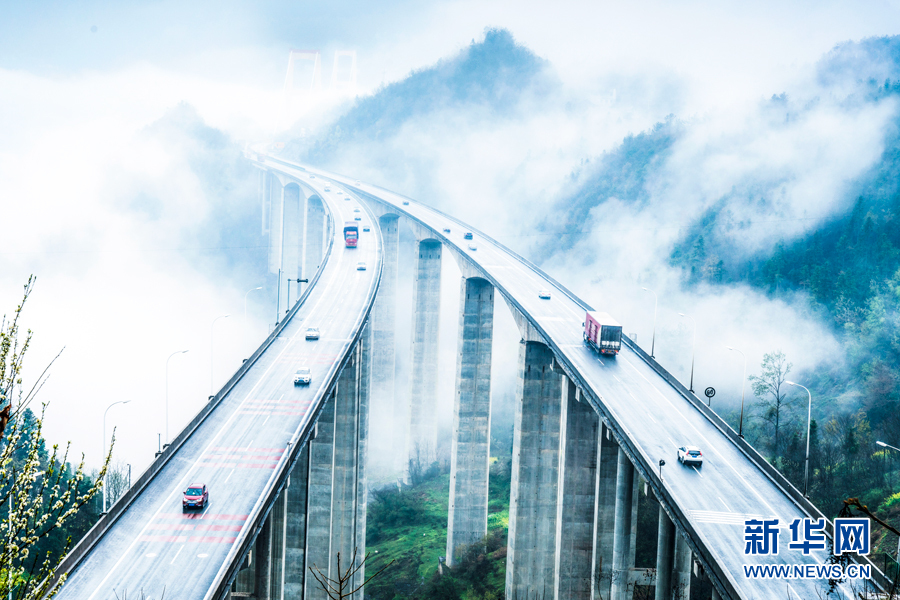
[0,278,109,598]
[748,351,797,460]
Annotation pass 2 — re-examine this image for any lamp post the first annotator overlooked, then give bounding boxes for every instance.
[165,350,188,445]
[285,278,309,314]
[641,287,658,358]
[876,440,900,561]
[785,381,812,497]
[678,312,696,392]
[211,314,230,395]
[102,399,131,513]
[725,346,747,438]
[244,286,262,323]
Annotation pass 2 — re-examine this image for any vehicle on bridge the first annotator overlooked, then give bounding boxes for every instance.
[464,232,473,240]
[182,483,209,511]
[293,368,311,385]
[343,222,359,247]
[305,327,320,340]
[678,445,703,467]
[583,311,623,356]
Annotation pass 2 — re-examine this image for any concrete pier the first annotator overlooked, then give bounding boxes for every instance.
[610,447,635,600]
[304,195,326,284]
[555,379,599,600]
[330,348,360,588]
[267,174,283,276]
[505,341,563,600]
[370,215,399,465]
[255,518,272,600]
[673,533,692,600]
[655,506,675,600]
[280,182,305,314]
[592,423,619,599]
[446,277,494,565]
[408,239,442,467]
[284,445,310,598]
[268,491,287,598]
[304,392,336,600]
[353,323,371,596]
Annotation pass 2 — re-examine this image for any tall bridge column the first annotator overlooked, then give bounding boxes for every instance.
[353,322,372,596]
[554,379,599,600]
[673,532,692,600]
[593,423,619,599]
[254,518,272,600]
[371,215,399,466]
[330,347,361,589]
[268,490,287,598]
[304,196,326,288]
[446,277,494,565]
[655,506,675,600]
[304,392,336,600]
[279,183,305,315]
[610,447,635,600]
[408,239,442,468]
[284,445,310,598]
[505,341,563,600]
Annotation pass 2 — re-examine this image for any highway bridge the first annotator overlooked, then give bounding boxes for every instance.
[52,154,889,600]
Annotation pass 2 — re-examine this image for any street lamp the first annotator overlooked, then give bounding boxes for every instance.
[165,350,188,444]
[678,312,696,392]
[785,381,812,497]
[876,440,900,562]
[211,314,230,395]
[244,286,262,323]
[641,287,658,358]
[102,399,131,513]
[725,346,747,438]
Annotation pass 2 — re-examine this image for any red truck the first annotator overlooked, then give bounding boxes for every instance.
[584,311,623,356]
[343,222,359,248]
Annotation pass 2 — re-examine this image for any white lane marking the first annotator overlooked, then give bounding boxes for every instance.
[198,553,209,558]
[246,440,254,450]
[692,465,703,478]
[170,545,184,565]
[223,470,234,484]
[690,510,766,525]
[84,197,362,598]
[718,496,732,512]
[145,553,157,558]
[263,416,270,425]
[619,355,780,518]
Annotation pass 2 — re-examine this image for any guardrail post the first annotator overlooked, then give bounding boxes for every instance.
[447,276,494,566]
[304,391,337,600]
[505,341,564,600]
[610,447,635,600]
[407,238,442,472]
[554,379,600,599]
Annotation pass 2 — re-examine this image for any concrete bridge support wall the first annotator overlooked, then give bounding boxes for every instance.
[446,277,494,565]
[370,215,399,464]
[280,183,306,315]
[304,196,326,288]
[304,392,336,600]
[268,491,287,599]
[655,506,675,600]
[554,379,599,600]
[610,447,635,600]
[408,239,442,467]
[267,173,282,276]
[330,348,361,589]
[673,533,692,600]
[353,323,371,596]
[505,341,563,600]
[592,423,619,599]
[284,445,310,598]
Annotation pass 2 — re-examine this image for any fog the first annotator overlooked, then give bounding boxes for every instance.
[2,0,899,478]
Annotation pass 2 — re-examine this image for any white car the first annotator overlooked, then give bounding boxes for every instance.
[538,290,551,300]
[357,262,367,270]
[468,244,477,251]
[363,225,370,232]
[324,185,331,192]
[293,368,311,385]
[353,208,361,212]
[305,327,320,341]
[336,190,343,195]
[677,446,703,467]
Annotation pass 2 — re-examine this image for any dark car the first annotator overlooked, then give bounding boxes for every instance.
[464,232,474,240]
[183,483,209,511]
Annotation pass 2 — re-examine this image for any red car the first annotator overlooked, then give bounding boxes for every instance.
[183,483,209,511]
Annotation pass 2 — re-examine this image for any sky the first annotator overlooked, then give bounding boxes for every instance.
[2,0,900,475]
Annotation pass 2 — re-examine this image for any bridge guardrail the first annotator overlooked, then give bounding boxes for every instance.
[48,179,338,595]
